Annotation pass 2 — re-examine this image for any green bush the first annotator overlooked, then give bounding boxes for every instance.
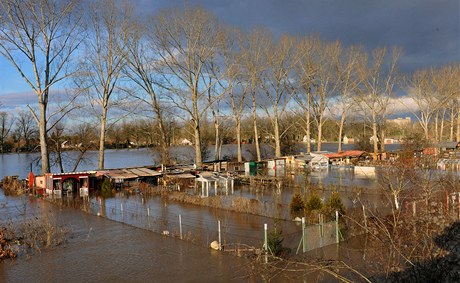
[325,191,345,215]
[290,193,305,217]
[101,179,114,198]
[267,228,284,257]
[306,193,323,212]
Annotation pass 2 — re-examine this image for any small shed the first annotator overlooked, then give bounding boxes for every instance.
[323,150,368,165]
[310,151,331,169]
[44,172,94,196]
[100,167,162,189]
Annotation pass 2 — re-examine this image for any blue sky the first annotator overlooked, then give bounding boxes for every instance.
[1,0,459,110]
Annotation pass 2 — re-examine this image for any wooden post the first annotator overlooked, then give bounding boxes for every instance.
[362,205,368,233]
[179,214,183,240]
[319,214,323,248]
[218,220,222,250]
[264,223,268,263]
[302,217,307,253]
[335,210,339,244]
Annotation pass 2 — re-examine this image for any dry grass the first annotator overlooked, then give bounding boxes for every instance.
[1,176,26,196]
[0,215,68,260]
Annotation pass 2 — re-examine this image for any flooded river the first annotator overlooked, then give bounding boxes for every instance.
[0,145,395,282]
[0,191,253,282]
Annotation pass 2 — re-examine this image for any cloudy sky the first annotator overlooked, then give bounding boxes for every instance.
[0,0,458,109]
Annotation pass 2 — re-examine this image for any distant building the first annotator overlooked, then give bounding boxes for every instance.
[178,138,193,146]
[302,135,316,143]
[343,135,355,144]
[388,117,411,127]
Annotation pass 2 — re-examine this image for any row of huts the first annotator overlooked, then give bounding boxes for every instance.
[31,142,460,196]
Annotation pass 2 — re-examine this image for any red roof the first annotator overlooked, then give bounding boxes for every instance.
[323,150,366,159]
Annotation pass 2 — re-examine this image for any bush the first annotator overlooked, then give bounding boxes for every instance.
[267,228,284,257]
[323,191,345,219]
[290,193,305,217]
[305,193,323,212]
[101,179,114,198]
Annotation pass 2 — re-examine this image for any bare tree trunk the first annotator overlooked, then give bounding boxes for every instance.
[98,105,108,170]
[457,107,460,141]
[214,117,220,161]
[274,114,281,157]
[372,112,378,160]
[317,116,323,152]
[252,94,261,161]
[450,108,455,141]
[440,108,446,141]
[38,102,50,173]
[157,119,170,164]
[236,117,242,162]
[194,122,202,165]
[306,111,311,153]
[434,111,439,142]
[381,127,386,152]
[56,143,64,173]
[338,113,345,152]
[306,91,311,153]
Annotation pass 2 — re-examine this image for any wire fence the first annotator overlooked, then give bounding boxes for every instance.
[69,195,343,255]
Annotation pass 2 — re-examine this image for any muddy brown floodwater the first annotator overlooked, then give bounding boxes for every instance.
[0,193,253,283]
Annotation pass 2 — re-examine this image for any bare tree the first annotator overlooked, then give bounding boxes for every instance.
[81,0,134,169]
[257,35,297,157]
[294,36,316,154]
[404,68,438,141]
[405,65,460,142]
[0,0,82,173]
[216,27,244,161]
[335,45,362,152]
[48,123,67,173]
[69,122,97,171]
[0,112,14,153]
[152,6,221,165]
[432,64,460,142]
[15,110,38,151]
[356,47,400,160]
[125,22,171,164]
[310,40,341,151]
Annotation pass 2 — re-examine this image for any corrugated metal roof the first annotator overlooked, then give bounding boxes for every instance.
[102,167,162,180]
[129,168,162,177]
[436,142,460,149]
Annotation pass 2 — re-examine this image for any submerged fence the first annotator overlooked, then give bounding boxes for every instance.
[57,195,344,256]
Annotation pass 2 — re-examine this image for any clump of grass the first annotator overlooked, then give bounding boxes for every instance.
[0,227,16,259]
[1,176,25,196]
[0,215,68,261]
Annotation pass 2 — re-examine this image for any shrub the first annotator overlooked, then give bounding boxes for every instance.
[267,228,284,257]
[290,193,305,217]
[325,191,345,215]
[305,193,323,212]
[101,179,114,198]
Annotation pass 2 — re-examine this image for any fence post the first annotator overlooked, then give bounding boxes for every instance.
[362,205,368,233]
[218,220,222,250]
[264,223,268,263]
[335,210,339,244]
[319,214,323,248]
[302,217,307,253]
[179,214,183,240]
